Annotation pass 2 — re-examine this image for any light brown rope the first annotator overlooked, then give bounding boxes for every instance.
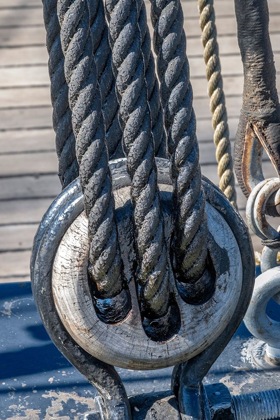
[198,0,237,207]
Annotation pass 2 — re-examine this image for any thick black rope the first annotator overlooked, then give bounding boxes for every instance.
[57,0,131,323]
[150,0,215,303]
[42,0,79,188]
[105,0,177,339]
[105,0,166,158]
[88,0,123,158]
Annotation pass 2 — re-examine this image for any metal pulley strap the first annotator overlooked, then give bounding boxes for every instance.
[234,0,280,209]
[105,0,176,339]
[198,0,237,207]
[57,0,131,323]
[149,0,215,304]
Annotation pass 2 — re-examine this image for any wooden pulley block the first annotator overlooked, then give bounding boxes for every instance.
[31,158,251,375]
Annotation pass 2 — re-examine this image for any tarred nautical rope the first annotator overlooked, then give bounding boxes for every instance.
[42,0,78,188]
[105,0,172,326]
[88,0,123,158]
[150,0,215,303]
[57,0,130,322]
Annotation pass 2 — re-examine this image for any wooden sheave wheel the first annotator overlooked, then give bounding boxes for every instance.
[32,158,250,371]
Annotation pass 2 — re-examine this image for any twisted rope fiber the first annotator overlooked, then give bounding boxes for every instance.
[150,0,215,302]
[42,0,78,188]
[105,0,173,326]
[87,0,123,158]
[57,0,130,322]
[105,0,167,158]
[198,0,237,207]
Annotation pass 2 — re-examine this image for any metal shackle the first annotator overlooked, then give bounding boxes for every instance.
[244,266,280,365]
[246,178,280,240]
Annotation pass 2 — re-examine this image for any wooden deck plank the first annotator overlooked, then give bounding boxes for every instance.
[0,87,51,108]
[0,250,31,278]
[0,224,37,251]
[0,175,61,200]
[0,66,49,87]
[146,0,280,19]
[0,106,52,130]
[2,32,280,67]
[0,150,57,176]
[0,0,40,7]
[3,74,280,110]
[0,198,53,225]
[0,129,54,153]
[0,26,45,46]
[0,8,43,27]
[0,46,48,66]
[1,15,280,47]
[1,46,278,73]
[1,56,279,96]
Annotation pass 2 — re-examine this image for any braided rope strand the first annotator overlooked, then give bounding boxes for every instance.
[42,0,78,188]
[105,0,172,324]
[150,0,215,303]
[198,0,237,207]
[57,0,130,322]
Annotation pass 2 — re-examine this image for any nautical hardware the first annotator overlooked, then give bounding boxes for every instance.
[234,0,280,216]
[32,159,253,419]
[201,383,280,420]
[234,0,280,372]
[31,0,255,418]
[245,267,280,366]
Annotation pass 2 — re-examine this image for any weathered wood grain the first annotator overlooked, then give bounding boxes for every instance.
[52,192,242,369]
[0,106,52,130]
[0,224,37,251]
[0,25,45,46]
[0,250,30,277]
[0,150,57,176]
[1,16,280,47]
[0,175,60,200]
[2,49,280,76]
[0,86,51,108]
[0,128,54,153]
[0,8,43,27]
[0,198,53,224]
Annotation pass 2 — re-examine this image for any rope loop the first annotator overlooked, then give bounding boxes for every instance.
[57,0,131,323]
[105,0,180,340]
[149,0,215,304]
[41,0,228,337]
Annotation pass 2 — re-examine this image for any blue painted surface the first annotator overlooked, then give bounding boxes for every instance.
[0,282,172,419]
[1,278,280,419]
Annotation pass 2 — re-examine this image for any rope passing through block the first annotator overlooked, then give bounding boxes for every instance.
[32,0,255,418]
